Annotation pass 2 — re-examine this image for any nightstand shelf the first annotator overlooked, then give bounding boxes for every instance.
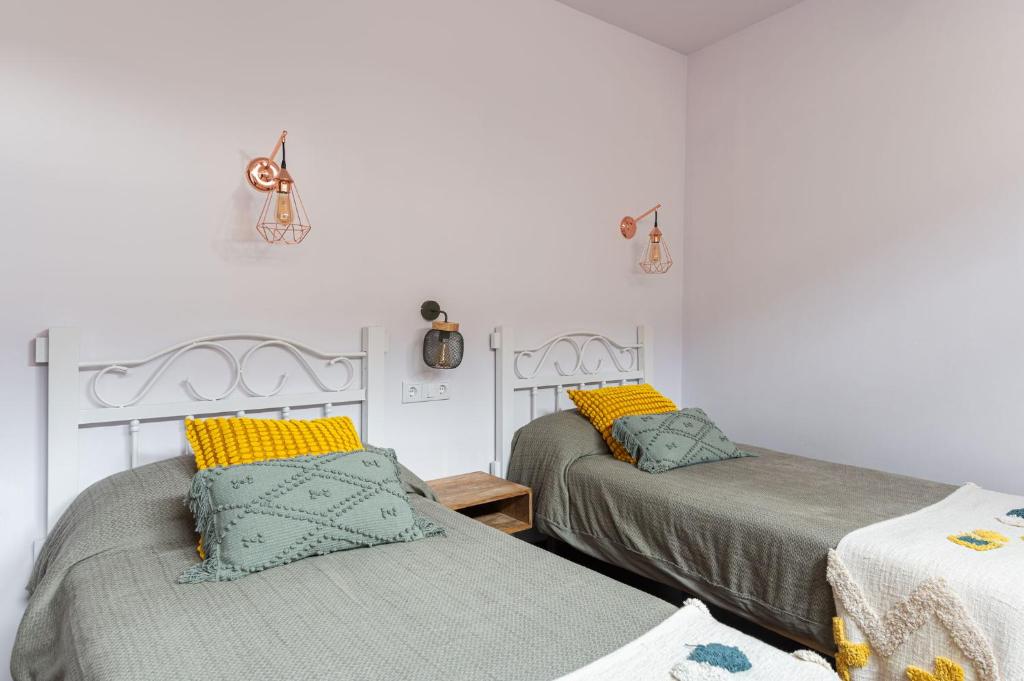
[428,472,532,534]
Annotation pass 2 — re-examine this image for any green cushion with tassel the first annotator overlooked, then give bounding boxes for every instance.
[180,446,444,583]
[612,408,754,474]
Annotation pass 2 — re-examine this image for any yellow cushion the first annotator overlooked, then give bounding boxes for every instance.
[567,384,677,464]
[186,415,363,470]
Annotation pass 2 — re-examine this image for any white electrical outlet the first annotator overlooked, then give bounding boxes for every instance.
[402,380,451,403]
[430,381,450,401]
[402,382,423,403]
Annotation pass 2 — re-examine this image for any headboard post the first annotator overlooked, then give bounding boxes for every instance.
[44,327,81,532]
[491,326,514,477]
[361,326,388,442]
[638,325,654,384]
[492,324,651,480]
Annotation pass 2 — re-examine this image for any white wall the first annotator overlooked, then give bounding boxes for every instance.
[684,0,1024,492]
[0,0,686,673]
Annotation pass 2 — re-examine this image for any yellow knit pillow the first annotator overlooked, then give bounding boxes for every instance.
[186,416,363,470]
[567,384,677,464]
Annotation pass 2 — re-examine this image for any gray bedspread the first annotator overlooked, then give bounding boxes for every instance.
[13,456,674,681]
[507,410,955,651]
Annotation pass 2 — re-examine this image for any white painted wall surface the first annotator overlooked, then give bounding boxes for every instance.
[0,0,686,673]
[684,0,1024,493]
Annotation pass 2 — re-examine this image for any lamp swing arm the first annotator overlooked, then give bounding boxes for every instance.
[268,130,287,164]
[634,203,661,223]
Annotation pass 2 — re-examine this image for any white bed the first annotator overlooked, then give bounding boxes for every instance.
[496,324,955,652]
[15,324,677,681]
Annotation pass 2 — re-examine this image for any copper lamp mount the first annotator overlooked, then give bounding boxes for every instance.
[245,130,288,192]
[620,203,661,239]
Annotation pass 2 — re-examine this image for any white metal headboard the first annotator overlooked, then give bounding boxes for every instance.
[490,325,652,477]
[36,327,388,532]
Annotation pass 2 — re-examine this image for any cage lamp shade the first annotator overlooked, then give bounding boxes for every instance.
[420,300,464,369]
[638,211,673,274]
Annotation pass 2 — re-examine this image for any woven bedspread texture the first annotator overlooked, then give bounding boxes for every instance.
[828,483,1024,681]
[507,410,956,651]
[12,456,674,681]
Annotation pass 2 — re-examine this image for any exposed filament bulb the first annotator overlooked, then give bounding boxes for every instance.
[275,178,293,223]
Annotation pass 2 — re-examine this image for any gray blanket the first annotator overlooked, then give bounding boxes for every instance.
[13,456,674,681]
[507,410,955,651]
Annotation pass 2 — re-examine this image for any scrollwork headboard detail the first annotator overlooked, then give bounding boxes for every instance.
[36,327,388,533]
[490,326,652,477]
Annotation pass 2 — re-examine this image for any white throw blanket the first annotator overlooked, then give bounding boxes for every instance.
[554,599,839,681]
[827,484,1024,681]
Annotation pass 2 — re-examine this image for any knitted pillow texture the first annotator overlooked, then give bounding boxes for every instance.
[612,408,753,474]
[567,384,677,464]
[186,415,362,470]
[180,446,444,583]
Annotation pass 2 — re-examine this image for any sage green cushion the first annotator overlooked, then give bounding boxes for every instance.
[180,446,444,583]
[612,408,754,474]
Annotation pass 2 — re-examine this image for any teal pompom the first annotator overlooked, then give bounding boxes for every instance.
[688,643,752,673]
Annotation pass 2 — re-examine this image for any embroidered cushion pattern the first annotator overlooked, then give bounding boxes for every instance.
[906,657,965,681]
[186,415,363,470]
[612,408,753,474]
[826,550,999,680]
[833,618,871,681]
[946,529,1009,552]
[687,643,752,673]
[996,508,1024,528]
[567,384,677,464]
[826,484,1024,681]
[180,446,444,583]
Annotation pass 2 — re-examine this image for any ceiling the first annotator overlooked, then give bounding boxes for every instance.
[556,0,804,54]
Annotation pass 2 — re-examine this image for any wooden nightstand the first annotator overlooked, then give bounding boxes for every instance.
[428,472,532,534]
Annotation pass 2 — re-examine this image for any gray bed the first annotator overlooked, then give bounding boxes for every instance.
[12,456,675,681]
[506,409,955,652]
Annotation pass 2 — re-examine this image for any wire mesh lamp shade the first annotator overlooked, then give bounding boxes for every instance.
[639,212,673,274]
[420,300,464,369]
[423,326,464,369]
[256,177,311,245]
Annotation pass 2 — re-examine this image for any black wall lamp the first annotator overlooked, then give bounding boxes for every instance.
[420,300,464,369]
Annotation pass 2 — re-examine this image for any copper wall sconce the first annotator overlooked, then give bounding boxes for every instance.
[620,203,673,274]
[245,130,312,244]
